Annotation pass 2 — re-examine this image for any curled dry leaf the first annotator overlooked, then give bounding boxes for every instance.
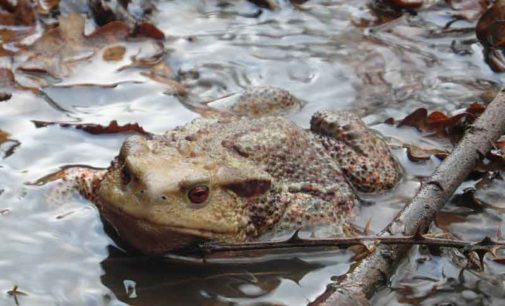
[32,120,150,136]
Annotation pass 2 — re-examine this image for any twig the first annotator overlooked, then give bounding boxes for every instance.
[200,232,505,254]
[311,90,505,306]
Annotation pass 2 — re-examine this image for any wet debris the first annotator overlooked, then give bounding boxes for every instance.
[0,92,12,102]
[390,103,485,138]
[32,120,150,136]
[7,285,27,306]
[102,45,126,61]
[387,104,504,172]
[446,0,489,21]
[246,0,310,10]
[0,129,20,158]
[476,0,505,71]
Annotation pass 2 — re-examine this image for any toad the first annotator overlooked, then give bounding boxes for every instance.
[65,87,401,255]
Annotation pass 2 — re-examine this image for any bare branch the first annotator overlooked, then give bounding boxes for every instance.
[312,90,505,306]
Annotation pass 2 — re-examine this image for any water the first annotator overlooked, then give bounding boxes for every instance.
[0,0,504,305]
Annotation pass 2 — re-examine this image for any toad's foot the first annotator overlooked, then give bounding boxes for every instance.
[311,111,401,192]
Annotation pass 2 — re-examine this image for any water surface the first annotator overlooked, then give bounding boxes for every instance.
[1,1,504,305]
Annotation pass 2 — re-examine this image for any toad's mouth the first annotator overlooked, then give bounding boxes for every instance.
[95,200,234,255]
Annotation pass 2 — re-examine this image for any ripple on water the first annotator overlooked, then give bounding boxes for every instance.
[1,0,504,305]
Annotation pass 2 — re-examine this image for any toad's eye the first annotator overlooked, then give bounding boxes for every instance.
[187,185,209,204]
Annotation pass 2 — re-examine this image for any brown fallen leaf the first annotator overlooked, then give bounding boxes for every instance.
[19,13,130,78]
[476,0,505,71]
[32,120,150,136]
[134,22,165,40]
[397,107,428,130]
[393,103,504,171]
[396,103,484,139]
[406,144,449,161]
[0,0,36,26]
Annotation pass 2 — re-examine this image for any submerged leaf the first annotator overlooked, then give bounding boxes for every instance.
[20,14,130,78]
[102,45,126,61]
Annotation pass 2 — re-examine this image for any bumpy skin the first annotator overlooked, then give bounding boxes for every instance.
[207,86,304,117]
[77,87,401,255]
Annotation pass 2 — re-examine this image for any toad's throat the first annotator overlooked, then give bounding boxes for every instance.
[99,200,237,237]
[97,202,243,254]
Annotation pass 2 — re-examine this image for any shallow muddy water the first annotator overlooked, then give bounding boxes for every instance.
[1,0,505,305]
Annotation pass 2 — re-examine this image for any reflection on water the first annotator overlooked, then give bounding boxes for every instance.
[101,247,353,306]
[0,0,504,305]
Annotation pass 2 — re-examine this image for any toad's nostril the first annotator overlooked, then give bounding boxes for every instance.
[121,165,132,185]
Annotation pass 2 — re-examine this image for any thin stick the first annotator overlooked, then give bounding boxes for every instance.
[200,233,505,253]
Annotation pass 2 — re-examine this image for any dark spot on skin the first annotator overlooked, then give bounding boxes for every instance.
[226,179,271,197]
[185,134,198,141]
